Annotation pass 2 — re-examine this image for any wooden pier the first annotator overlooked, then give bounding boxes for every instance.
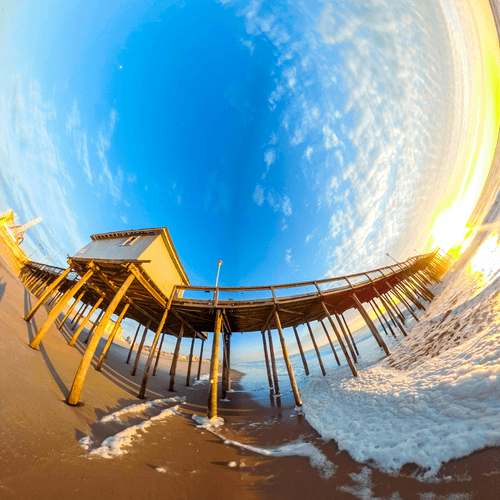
[19,227,449,418]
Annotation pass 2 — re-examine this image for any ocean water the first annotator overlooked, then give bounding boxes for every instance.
[234,223,500,477]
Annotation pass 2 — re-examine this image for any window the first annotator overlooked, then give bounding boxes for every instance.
[121,235,141,246]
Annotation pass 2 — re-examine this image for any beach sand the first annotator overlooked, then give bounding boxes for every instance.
[2,234,500,499]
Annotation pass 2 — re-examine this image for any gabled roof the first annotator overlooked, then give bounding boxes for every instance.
[90,227,189,285]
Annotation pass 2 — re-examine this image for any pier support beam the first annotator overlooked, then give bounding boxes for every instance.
[84,309,105,344]
[334,310,358,360]
[131,321,151,376]
[274,311,302,406]
[351,293,390,356]
[322,302,358,377]
[208,310,222,419]
[320,319,340,365]
[68,298,104,346]
[57,290,85,331]
[67,273,135,405]
[168,325,184,392]
[293,325,310,374]
[139,307,170,398]
[30,268,95,350]
[261,330,274,391]
[196,339,205,381]
[267,328,281,400]
[186,335,196,387]
[126,323,142,364]
[24,267,72,322]
[306,320,326,375]
[153,333,165,377]
[96,303,130,371]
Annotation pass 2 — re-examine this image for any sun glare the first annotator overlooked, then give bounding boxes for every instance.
[469,231,500,285]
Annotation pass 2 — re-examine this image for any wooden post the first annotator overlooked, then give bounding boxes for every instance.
[126,323,142,364]
[379,293,407,337]
[319,320,340,366]
[371,299,396,338]
[274,311,302,406]
[71,303,87,326]
[226,333,231,392]
[84,309,104,344]
[131,321,151,376]
[197,339,205,381]
[57,290,85,331]
[138,306,171,398]
[340,313,359,356]
[95,303,130,371]
[261,331,275,391]
[292,325,310,374]
[387,292,405,323]
[30,268,95,350]
[334,310,359,360]
[24,267,72,321]
[168,325,184,391]
[351,293,390,356]
[67,273,135,405]
[267,328,281,398]
[68,298,104,346]
[208,311,222,419]
[186,335,196,387]
[392,285,419,321]
[306,321,326,376]
[321,301,358,376]
[221,334,228,399]
[153,333,165,377]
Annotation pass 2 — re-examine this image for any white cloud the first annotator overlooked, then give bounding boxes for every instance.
[121,215,128,224]
[285,248,292,263]
[96,109,122,201]
[240,38,255,54]
[305,146,313,161]
[66,101,80,134]
[282,195,292,216]
[253,184,264,206]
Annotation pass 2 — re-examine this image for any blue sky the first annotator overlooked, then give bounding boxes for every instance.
[0,0,498,361]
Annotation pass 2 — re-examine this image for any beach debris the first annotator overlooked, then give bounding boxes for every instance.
[228,461,237,468]
[155,467,167,473]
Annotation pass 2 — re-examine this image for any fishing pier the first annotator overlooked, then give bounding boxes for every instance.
[20,227,449,418]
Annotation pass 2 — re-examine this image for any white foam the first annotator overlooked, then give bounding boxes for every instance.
[192,413,225,429]
[78,436,93,451]
[193,374,210,385]
[223,437,336,479]
[90,420,153,459]
[100,396,185,423]
[301,241,500,477]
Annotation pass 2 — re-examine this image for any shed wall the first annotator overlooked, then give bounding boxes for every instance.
[73,235,155,261]
[139,235,185,297]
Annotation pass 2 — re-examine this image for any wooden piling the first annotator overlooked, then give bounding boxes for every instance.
[351,293,390,356]
[126,323,142,364]
[306,320,326,376]
[71,302,86,326]
[153,333,165,377]
[208,311,222,419]
[267,328,281,398]
[131,321,151,376]
[186,335,196,387]
[334,310,359,359]
[292,325,310,374]
[221,334,228,399]
[321,302,358,377]
[57,290,85,331]
[340,313,359,356]
[274,310,302,406]
[67,273,135,405]
[24,267,72,321]
[371,298,396,338]
[30,268,95,350]
[380,293,407,336]
[197,339,205,381]
[168,324,184,391]
[138,308,171,398]
[261,331,275,391]
[68,298,104,346]
[95,303,130,371]
[84,309,104,344]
